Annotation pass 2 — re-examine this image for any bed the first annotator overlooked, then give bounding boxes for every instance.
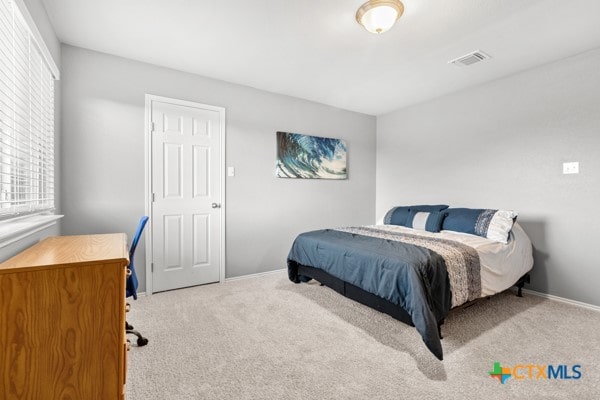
[287,207,534,360]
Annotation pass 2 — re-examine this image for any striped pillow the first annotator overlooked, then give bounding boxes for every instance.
[442,208,517,243]
[384,204,449,227]
[406,210,446,233]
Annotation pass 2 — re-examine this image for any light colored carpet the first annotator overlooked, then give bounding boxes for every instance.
[126,271,600,400]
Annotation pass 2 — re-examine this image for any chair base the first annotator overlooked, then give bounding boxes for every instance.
[126,321,149,347]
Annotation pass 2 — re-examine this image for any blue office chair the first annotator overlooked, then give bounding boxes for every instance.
[126,216,149,346]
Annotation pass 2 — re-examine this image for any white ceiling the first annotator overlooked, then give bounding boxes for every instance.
[41,0,600,116]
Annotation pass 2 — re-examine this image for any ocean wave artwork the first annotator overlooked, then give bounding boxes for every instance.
[276,131,347,179]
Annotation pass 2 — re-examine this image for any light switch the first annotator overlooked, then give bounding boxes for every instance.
[562,162,579,174]
[227,166,235,177]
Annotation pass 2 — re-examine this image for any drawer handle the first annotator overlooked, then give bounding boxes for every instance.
[126,268,132,277]
[125,303,131,312]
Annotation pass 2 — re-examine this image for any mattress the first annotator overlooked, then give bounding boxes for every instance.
[367,222,533,298]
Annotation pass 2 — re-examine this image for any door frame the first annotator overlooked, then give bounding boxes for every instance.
[144,94,226,295]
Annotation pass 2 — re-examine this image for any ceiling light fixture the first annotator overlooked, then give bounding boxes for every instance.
[356,0,404,34]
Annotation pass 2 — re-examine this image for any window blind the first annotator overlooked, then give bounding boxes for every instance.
[0,0,55,219]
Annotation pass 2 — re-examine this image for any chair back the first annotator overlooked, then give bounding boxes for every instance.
[126,216,149,300]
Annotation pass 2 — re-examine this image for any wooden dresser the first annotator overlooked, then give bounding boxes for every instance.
[0,234,129,400]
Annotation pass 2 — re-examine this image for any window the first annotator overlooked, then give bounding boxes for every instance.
[0,0,56,220]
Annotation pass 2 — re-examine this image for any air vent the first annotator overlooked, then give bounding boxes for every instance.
[449,50,491,67]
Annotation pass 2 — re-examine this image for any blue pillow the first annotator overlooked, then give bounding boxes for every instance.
[384,204,449,227]
[406,210,446,232]
[442,208,517,243]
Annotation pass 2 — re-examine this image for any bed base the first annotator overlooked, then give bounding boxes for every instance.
[295,264,530,340]
[297,264,415,327]
[515,273,531,297]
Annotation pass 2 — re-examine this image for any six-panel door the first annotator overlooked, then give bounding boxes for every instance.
[151,100,222,292]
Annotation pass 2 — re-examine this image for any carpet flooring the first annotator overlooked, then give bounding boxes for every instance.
[126,271,600,399]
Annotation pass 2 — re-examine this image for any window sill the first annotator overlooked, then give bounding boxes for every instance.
[0,214,64,249]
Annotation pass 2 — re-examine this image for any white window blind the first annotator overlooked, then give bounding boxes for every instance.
[0,0,55,219]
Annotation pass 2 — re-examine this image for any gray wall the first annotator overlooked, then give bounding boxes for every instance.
[376,48,600,306]
[60,45,376,291]
[0,0,62,261]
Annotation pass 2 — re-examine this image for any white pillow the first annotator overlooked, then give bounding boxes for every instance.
[485,210,518,244]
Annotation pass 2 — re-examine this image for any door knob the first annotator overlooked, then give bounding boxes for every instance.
[211,203,221,209]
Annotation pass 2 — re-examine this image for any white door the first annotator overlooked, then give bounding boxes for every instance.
[149,97,224,292]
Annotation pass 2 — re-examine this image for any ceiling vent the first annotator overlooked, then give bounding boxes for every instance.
[449,50,491,67]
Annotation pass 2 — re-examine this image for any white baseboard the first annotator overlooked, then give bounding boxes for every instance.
[139,276,599,313]
[520,288,600,312]
[135,269,286,296]
[225,268,286,282]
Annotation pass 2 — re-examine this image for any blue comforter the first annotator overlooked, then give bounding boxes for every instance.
[287,228,453,360]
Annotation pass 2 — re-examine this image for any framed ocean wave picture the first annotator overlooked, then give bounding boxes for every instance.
[275,131,347,179]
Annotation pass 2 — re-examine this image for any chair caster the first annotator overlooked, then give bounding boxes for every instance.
[137,337,149,346]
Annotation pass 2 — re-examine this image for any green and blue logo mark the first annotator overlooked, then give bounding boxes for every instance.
[489,362,582,384]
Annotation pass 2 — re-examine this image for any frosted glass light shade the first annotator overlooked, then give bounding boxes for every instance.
[356,0,404,34]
